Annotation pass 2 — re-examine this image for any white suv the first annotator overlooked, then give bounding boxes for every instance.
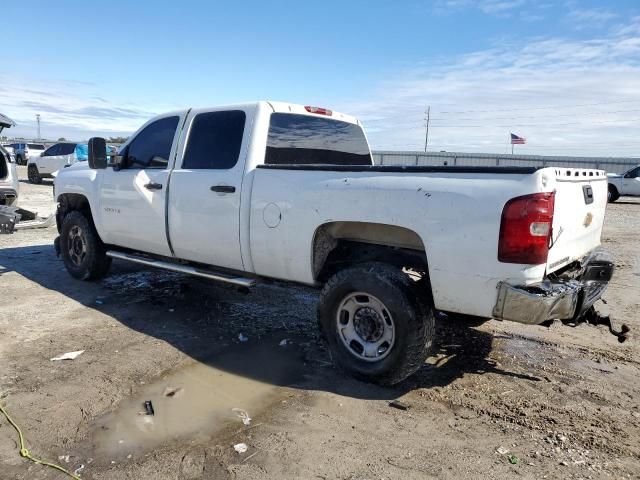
[28,142,87,184]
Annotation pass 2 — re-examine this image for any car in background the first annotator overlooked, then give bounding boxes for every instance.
[0,113,18,205]
[607,165,640,202]
[13,142,46,165]
[27,142,88,184]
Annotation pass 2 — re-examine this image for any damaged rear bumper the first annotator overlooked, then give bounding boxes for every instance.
[493,250,614,325]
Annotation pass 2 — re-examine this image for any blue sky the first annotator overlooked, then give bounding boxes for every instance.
[2,0,640,156]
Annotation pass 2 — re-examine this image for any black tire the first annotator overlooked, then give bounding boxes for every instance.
[27,164,42,184]
[608,184,620,203]
[16,154,24,165]
[60,210,112,280]
[317,262,436,385]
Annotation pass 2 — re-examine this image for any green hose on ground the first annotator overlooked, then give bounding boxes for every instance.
[0,401,82,479]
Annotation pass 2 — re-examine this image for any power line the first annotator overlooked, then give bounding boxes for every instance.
[436,99,640,115]
[428,117,640,128]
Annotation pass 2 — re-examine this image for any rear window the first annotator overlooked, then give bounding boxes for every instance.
[266,113,372,166]
[182,110,246,169]
[28,144,45,149]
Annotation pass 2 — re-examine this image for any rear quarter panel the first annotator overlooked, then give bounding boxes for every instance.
[248,168,553,318]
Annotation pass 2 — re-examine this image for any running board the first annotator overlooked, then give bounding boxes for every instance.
[106,250,256,288]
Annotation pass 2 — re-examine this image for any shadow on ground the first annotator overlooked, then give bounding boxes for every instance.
[0,243,540,401]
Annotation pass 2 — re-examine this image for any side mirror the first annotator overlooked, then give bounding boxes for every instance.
[88,137,107,169]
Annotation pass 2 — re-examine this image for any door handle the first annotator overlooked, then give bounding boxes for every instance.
[144,182,163,190]
[210,185,236,193]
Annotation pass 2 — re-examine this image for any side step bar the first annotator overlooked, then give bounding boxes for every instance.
[106,250,256,288]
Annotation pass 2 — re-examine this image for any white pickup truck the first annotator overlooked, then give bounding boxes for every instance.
[53,101,616,384]
[607,165,640,202]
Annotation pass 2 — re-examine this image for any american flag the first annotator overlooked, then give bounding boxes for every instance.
[510,133,526,145]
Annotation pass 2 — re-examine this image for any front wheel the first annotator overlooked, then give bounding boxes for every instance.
[60,210,112,280]
[27,164,42,184]
[608,184,620,203]
[318,262,436,385]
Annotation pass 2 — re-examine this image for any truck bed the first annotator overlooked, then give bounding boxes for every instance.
[257,164,541,174]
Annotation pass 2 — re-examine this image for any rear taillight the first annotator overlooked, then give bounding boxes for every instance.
[304,106,332,116]
[498,192,555,264]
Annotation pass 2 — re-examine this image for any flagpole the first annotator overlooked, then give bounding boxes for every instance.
[511,132,514,155]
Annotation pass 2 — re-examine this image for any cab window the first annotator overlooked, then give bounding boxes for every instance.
[125,116,179,169]
[182,111,246,169]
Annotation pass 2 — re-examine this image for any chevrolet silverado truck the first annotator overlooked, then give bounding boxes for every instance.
[53,101,617,385]
[607,165,640,202]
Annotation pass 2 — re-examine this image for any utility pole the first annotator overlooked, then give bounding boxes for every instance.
[424,105,430,152]
[36,114,41,140]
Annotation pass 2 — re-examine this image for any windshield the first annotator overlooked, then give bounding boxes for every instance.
[266,113,372,166]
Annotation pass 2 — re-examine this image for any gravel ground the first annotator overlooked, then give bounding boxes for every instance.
[1,166,638,479]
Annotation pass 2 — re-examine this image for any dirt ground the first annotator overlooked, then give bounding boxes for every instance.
[1,165,638,480]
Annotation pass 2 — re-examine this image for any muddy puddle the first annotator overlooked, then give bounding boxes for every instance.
[87,339,306,460]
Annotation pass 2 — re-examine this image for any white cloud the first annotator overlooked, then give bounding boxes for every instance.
[435,0,527,17]
[566,7,618,30]
[0,75,167,141]
[336,18,640,157]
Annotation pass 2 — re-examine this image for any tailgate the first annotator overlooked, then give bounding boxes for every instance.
[547,169,608,273]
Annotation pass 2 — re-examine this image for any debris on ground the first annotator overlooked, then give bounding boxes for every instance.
[238,333,249,342]
[143,401,154,416]
[232,408,252,425]
[507,454,519,465]
[279,339,290,347]
[50,350,85,361]
[74,464,85,475]
[163,387,183,398]
[233,443,248,454]
[388,400,409,411]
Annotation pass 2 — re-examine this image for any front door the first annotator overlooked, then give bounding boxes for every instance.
[99,114,184,256]
[168,107,253,271]
[622,166,640,196]
[40,143,74,175]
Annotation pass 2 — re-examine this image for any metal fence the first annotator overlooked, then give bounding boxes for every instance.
[372,151,639,174]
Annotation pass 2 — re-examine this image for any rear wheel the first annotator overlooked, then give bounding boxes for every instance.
[27,164,42,184]
[16,154,25,165]
[60,210,111,280]
[608,184,620,203]
[318,262,435,385]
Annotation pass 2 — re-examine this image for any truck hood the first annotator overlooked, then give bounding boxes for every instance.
[607,172,622,178]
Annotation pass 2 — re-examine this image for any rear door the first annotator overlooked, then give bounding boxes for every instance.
[99,113,184,256]
[546,170,608,272]
[167,106,253,271]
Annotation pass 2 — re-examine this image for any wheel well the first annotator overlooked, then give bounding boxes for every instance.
[56,193,93,233]
[313,221,430,282]
[608,183,618,193]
